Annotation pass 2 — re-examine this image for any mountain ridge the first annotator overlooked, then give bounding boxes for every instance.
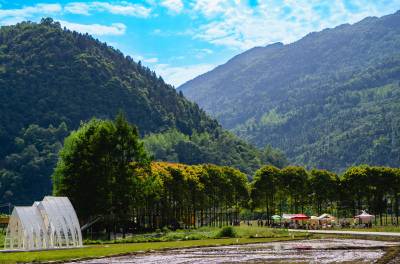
[179,10,400,171]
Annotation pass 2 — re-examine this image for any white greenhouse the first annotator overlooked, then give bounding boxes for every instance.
[4,196,82,251]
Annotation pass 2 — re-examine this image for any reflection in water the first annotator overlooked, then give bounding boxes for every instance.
[71,239,400,264]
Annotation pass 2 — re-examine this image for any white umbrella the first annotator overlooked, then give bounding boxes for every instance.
[355,210,374,219]
[271,215,282,220]
[355,210,374,224]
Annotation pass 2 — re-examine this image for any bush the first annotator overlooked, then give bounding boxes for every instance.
[83,239,105,245]
[162,226,171,233]
[216,226,237,238]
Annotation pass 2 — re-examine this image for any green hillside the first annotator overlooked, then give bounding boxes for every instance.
[0,19,285,206]
[179,11,400,172]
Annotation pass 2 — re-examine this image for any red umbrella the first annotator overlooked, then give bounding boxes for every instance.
[291,214,310,220]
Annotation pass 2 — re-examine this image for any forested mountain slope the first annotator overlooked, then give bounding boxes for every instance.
[0,19,285,205]
[179,11,400,172]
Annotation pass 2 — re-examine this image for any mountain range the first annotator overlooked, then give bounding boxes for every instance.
[179,10,400,172]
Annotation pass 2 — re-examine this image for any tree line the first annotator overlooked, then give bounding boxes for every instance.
[53,114,249,237]
[250,165,400,226]
[53,114,400,237]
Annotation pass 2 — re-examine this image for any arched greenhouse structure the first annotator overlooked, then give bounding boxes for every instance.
[4,196,82,250]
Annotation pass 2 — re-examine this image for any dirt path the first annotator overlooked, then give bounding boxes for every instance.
[289,229,400,237]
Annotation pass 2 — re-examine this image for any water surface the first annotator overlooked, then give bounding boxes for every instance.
[72,239,400,263]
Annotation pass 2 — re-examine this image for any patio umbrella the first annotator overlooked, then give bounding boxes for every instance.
[290,214,310,220]
[271,215,281,220]
[355,210,374,221]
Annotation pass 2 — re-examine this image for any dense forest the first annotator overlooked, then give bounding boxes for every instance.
[54,115,400,235]
[179,11,400,172]
[0,19,286,206]
[53,114,249,234]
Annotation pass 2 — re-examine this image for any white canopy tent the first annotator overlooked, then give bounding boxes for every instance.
[318,213,334,220]
[282,214,295,220]
[355,210,375,224]
[4,196,82,251]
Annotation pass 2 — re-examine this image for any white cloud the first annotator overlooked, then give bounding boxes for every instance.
[161,0,184,14]
[194,48,213,59]
[0,16,26,26]
[192,0,228,17]
[153,28,162,35]
[154,63,216,87]
[58,20,126,36]
[0,3,62,25]
[0,2,152,26]
[64,2,91,15]
[143,57,159,63]
[91,2,151,17]
[63,2,153,17]
[129,54,159,64]
[151,28,194,37]
[191,0,400,50]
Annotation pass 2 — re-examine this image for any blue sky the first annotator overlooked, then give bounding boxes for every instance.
[0,0,399,86]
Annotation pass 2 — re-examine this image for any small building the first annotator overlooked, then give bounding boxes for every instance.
[4,196,82,251]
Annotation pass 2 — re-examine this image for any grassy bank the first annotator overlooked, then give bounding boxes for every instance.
[0,235,307,263]
[0,233,4,248]
[85,226,290,244]
[338,226,400,233]
[376,246,400,264]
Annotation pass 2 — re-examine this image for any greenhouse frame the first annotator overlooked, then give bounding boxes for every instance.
[4,196,82,251]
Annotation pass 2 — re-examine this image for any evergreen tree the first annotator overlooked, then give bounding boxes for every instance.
[53,114,150,224]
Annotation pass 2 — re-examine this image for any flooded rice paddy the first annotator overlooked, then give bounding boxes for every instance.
[73,239,400,263]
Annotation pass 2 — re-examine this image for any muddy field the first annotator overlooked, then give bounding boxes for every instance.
[71,239,400,263]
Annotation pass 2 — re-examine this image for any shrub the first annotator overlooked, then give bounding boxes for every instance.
[162,226,171,233]
[216,226,237,238]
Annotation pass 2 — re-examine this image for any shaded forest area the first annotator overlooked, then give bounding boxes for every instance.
[0,19,286,206]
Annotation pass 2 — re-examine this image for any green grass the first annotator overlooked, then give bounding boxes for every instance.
[84,226,291,244]
[0,232,4,248]
[235,225,289,238]
[376,246,400,264]
[111,224,400,245]
[309,233,400,242]
[335,226,400,233]
[0,236,307,263]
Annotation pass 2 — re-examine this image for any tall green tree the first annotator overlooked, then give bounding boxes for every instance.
[308,169,338,215]
[341,166,369,216]
[53,114,150,225]
[111,113,150,233]
[251,165,280,224]
[280,166,308,213]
